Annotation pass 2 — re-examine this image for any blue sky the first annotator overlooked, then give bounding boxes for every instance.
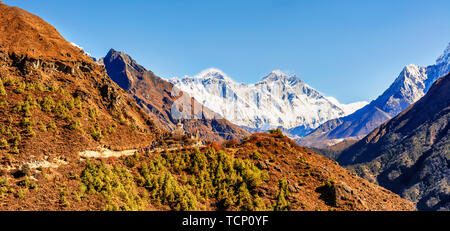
[5,0,450,103]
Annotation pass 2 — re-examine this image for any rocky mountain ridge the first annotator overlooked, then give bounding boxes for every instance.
[99,49,249,143]
[338,73,450,210]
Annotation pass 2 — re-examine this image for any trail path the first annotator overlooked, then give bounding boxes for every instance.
[78,145,207,159]
[79,147,137,159]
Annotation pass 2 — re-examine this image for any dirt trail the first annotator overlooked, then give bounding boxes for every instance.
[79,147,138,159]
[78,145,207,159]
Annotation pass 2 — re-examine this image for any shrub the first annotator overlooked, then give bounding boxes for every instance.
[54,102,72,120]
[40,96,56,112]
[59,188,70,207]
[0,177,9,198]
[0,100,8,109]
[274,178,291,211]
[88,108,98,122]
[0,79,6,96]
[68,119,83,132]
[0,139,8,149]
[269,128,283,137]
[89,124,103,141]
[124,153,141,168]
[74,97,82,110]
[0,125,11,135]
[25,126,36,137]
[37,121,47,132]
[10,146,19,154]
[13,81,25,94]
[21,117,32,127]
[48,121,57,130]
[15,189,26,198]
[80,160,147,211]
[106,124,116,135]
[138,160,198,211]
[251,151,263,160]
[10,132,21,146]
[18,177,37,190]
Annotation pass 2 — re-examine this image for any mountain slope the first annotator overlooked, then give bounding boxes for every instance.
[0,2,161,155]
[299,44,450,148]
[222,132,414,211]
[0,2,165,210]
[99,49,249,143]
[170,69,367,137]
[338,73,450,211]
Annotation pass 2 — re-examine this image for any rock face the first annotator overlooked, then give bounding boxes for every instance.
[100,49,249,143]
[338,73,450,211]
[299,45,450,148]
[170,69,367,137]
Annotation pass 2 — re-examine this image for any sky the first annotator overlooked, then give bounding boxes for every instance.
[4,0,450,103]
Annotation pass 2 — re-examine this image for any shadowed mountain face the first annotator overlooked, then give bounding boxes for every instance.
[338,74,450,211]
[100,49,249,143]
[299,46,450,148]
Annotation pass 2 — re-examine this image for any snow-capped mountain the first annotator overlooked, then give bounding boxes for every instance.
[376,64,429,116]
[325,96,369,115]
[371,43,450,117]
[298,42,450,148]
[169,68,368,136]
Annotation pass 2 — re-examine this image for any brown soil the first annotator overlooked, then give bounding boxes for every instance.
[226,133,415,211]
[0,1,162,210]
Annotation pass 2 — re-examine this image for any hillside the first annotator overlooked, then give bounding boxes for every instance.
[99,49,249,143]
[338,74,450,210]
[1,130,415,211]
[0,1,163,209]
[299,45,450,148]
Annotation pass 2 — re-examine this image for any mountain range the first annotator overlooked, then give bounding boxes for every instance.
[170,69,367,137]
[298,44,450,148]
[97,49,249,143]
[0,2,416,211]
[338,73,450,211]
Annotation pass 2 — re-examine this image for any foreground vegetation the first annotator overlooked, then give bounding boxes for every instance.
[79,147,279,211]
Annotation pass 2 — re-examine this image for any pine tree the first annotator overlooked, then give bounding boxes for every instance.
[0,79,6,96]
[274,179,291,211]
[236,182,253,211]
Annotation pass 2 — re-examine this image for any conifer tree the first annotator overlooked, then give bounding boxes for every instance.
[274,179,291,211]
[0,79,6,96]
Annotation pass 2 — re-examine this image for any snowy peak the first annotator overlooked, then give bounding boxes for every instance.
[169,69,367,136]
[436,42,450,65]
[300,41,450,146]
[400,64,428,85]
[376,63,428,116]
[259,70,302,84]
[195,67,232,81]
[262,70,292,80]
